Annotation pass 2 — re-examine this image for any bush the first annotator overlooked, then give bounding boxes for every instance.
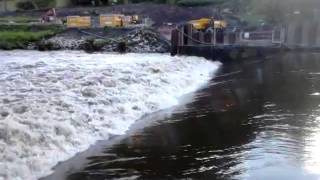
[35,0,56,8]
[16,0,56,10]
[0,31,56,49]
[16,2,35,10]
[0,24,64,33]
[177,0,224,6]
[93,39,109,50]
[0,16,38,23]
[0,31,55,42]
[103,26,109,32]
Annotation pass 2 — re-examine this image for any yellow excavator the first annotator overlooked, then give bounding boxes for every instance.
[188,18,227,31]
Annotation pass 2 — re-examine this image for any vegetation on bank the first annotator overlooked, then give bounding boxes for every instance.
[0,24,64,50]
[0,16,39,23]
[16,0,230,10]
[176,0,225,6]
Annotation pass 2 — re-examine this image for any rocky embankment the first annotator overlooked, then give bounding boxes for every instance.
[34,28,170,53]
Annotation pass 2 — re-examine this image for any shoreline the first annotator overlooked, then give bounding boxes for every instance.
[0,26,171,53]
[44,88,202,180]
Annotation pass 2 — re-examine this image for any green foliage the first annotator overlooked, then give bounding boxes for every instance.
[0,16,39,23]
[0,24,64,32]
[16,0,56,10]
[103,26,109,32]
[93,39,109,49]
[0,31,55,50]
[0,31,54,42]
[177,0,224,6]
[0,24,63,50]
[35,0,57,8]
[16,1,35,10]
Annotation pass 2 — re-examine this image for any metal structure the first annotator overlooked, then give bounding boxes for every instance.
[171,24,286,60]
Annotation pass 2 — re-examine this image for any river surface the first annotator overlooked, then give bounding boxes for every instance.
[47,52,320,180]
[0,51,220,180]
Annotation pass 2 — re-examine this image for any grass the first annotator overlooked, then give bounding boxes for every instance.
[0,24,64,50]
[177,0,225,6]
[0,24,64,32]
[0,16,39,23]
[0,30,56,50]
[0,30,55,42]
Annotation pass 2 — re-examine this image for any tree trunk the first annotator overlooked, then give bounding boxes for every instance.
[3,0,7,12]
[30,0,39,10]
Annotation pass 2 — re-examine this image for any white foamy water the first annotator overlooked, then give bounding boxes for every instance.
[0,50,221,180]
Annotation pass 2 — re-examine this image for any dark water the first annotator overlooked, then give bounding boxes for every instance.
[50,52,320,180]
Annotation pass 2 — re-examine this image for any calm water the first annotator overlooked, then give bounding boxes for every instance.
[50,52,320,180]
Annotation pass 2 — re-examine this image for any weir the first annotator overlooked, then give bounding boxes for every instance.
[171,24,285,61]
[171,21,320,61]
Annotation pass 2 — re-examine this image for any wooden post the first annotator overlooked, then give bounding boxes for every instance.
[224,32,229,45]
[171,29,179,56]
[178,25,184,47]
[192,32,199,45]
[213,28,217,46]
[199,31,204,45]
[204,32,212,43]
[186,24,193,46]
[183,24,189,46]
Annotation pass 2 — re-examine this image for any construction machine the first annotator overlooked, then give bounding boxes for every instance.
[188,18,227,31]
[188,17,227,43]
[100,14,141,28]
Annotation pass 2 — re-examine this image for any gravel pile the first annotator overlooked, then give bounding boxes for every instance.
[103,29,170,53]
[38,37,86,50]
[35,28,170,53]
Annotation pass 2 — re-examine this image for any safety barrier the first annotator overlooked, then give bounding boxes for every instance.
[67,16,91,28]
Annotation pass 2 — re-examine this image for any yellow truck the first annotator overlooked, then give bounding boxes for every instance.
[100,14,140,28]
[67,16,91,28]
[100,14,124,27]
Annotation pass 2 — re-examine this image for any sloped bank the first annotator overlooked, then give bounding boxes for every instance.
[0,51,221,180]
[0,24,63,50]
[36,28,171,53]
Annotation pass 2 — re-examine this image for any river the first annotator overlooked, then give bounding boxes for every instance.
[0,51,220,180]
[46,52,320,180]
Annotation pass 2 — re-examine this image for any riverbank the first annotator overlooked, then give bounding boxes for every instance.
[0,24,63,50]
[0,24,170,52]
[0,2,246,53]
[36,28,170,53]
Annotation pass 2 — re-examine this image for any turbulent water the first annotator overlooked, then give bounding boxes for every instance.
[51,52,320,180]
[0,51,221,180]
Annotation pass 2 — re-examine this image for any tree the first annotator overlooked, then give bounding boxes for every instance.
[29,0,40,9]
[3,0,7,12]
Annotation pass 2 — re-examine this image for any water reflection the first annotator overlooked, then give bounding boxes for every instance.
[64,52,320,179]
[304,115,320,176]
